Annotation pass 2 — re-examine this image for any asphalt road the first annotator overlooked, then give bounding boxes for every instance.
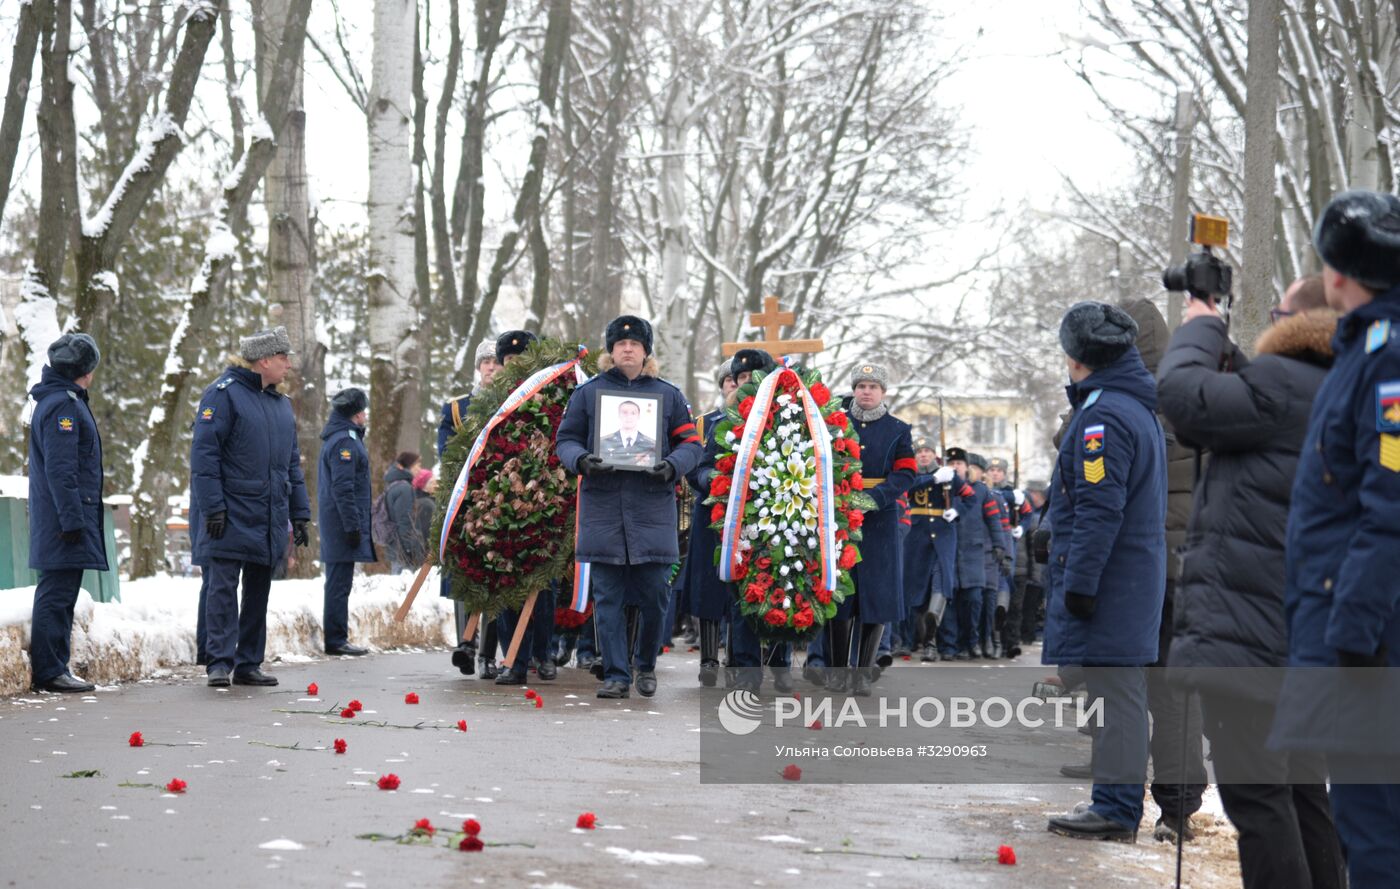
[0,648,1234,888]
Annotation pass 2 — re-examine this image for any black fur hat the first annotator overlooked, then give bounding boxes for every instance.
[495,329,538,365]
[330,387,368,418]
[1313,189,1400,291]
[1059,301,1138,370]
[944,446,968,464]
[730,348,774,378]
[47,333,101,380]
[605,315,653,355]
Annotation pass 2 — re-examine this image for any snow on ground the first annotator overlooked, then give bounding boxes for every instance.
[0,570,453,695]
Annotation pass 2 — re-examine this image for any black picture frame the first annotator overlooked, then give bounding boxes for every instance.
[592,389,663,471]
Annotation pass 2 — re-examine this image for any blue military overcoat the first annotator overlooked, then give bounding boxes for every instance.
[683,407,731,619]
[318,412,377,564]
[839,407,915,624]
[27,367,108,571]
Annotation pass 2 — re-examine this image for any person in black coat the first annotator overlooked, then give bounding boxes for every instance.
[27,333,105,693]
[1157,277,1345,889]
[318,388,376,656]
[383,451,421,574]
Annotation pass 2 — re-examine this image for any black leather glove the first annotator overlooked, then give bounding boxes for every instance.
[646,461,676,483]
[578,455,614,477]
[293,520,309,548]
[1337,645,1388,669]
[1032,528,1051,564]
[994,547,1012,578]
[346,529,362,549]
[206,510,227,540]
[1064,591,1096,620]
[60,529,82,545]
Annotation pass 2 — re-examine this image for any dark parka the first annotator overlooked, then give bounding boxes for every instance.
[556,357,703,565]
[27,367,108,571]
[317,412,377,564]
[1043,348,1167,667]
[1157,312,1334,702]
[382,466,419,564]
[683,407,731,619]
[1125,298,1196,585]
[839,405,916,624]
[190,366,311,567]
[1273,288,1400,755]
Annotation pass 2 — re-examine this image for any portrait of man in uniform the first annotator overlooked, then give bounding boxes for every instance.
[594,391,662,469]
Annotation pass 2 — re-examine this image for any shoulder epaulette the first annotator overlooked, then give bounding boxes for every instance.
[67,390,79,401]
[1366,320,1392,354]
[1083,388,1103,408]
[347,430,359,440]
[216,378,233,390]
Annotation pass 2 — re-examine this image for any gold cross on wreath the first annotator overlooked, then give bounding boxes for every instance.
[721,295,824,357]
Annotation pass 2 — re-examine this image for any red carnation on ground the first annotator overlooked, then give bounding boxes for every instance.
[781,764,802,781]
[810,382,831,406]
[764,609,788,627]
[414,818,435,836]
[404,692,419,704]
[525,689,538,700]
[459,836,484,852]
[348,699,363,712]
[709,475,732,497]
[576,812,597,830]
[165,778,187,793]
[333,738,347,754]
[809,719,822,730]
[128,731,143,748]
[462,818,481,836]
[306,683,318,696]
[534,697,543,709]
[997,844,1017,865]
[457,720,468,732]
[340,707,356,719]
[377,774,401,791]
[738,396,755,418]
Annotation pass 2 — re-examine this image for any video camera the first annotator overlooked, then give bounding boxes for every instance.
[1162,214,1232,301]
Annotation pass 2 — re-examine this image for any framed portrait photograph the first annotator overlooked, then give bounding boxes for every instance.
[593,390,663,471]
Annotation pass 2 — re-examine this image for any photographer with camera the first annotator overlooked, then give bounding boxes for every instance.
[1158,267,1344,889]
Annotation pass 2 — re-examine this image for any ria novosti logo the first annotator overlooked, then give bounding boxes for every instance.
[716,690,765,735]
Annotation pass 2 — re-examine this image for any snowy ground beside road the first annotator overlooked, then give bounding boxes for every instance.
[0,649,1242,888]
[0,571,454,695]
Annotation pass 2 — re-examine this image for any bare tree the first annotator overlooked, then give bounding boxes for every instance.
[0,0,50,224]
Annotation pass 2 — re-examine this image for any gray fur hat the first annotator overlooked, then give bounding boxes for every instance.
[851,362,889,389]
[714,358,733,386]
[240,326,293,362]
[47,333,101,380]
[1059,302,1138,370]
[968,452,989,471]
[474,339,497,367]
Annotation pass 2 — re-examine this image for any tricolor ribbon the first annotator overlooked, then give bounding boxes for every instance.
[438,347,588,566]
[569,364,593,612]
[717,367,839,596]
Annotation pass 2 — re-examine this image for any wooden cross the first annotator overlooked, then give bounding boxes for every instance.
[721,295,824,357]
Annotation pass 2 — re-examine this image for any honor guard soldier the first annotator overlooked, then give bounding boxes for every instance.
[27,333,105,693]
[439,339,503,676]
[556,316,704,698]
[1272,190,1400,888]
[824,362,916,695]
[902,438,967,662]
[683,357,736,686]
[318,388,375,656]
[943,447,1005,659]
[191,326,311,688]
[1043,301,1166,843]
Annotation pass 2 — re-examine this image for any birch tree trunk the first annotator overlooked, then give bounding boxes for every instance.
[656,69,690,378]
[367,0,422,482]
[1237,0,1281,353]
[259,0,324,577]
[0,0,49,224]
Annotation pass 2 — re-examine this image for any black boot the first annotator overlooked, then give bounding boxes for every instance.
[853,623,884,697]
[681,616,699,647]
[698,619,721,687]
[825,620,853,693]
[480,621,501,678]
[771,665,794,695]
[553,634,576,667]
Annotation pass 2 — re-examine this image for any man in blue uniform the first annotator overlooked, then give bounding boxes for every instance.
[556,315,703,698]
[191,326,311,688]
[318,388,375,656]
[1043,302,1166,843]
[944,448,1005,659]
[826,363,916,695]
[903,438,963,662]
[438,340,502,676]
[967,453,1011,658]
[684,358,741,686]
[27,333,105,693]
[1271,189,1400,889]
[987,456,1027,658]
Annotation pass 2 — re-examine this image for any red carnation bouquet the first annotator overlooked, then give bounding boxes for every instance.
[434,340,598,615]
[707,366,871,639]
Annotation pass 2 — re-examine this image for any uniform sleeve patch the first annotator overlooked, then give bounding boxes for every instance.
[1377,381,1400,432]
[1367,320,1392,354]
[199,405,216,423]
[339,448,353,462]
[1083,456,1105,484]
[1083,424,1105,455]
[57,416,75,433]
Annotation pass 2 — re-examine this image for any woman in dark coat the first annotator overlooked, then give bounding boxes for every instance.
[1157,292,1345,889]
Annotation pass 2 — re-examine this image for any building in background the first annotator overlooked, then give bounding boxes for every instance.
[901,392,1050,484]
